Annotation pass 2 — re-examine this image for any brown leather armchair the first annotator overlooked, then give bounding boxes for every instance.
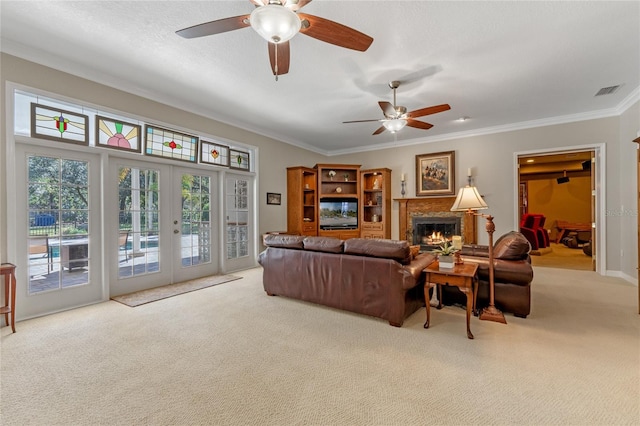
[441,231,533,318]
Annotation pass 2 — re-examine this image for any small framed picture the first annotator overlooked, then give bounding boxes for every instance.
[266,192,281,205]
[415,150,456,196]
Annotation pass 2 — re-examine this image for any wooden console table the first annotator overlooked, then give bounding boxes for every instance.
[1,263,17,333]
[423,261,478,339]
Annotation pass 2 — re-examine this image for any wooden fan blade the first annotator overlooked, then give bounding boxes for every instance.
[268,41,291,76]
[343,119,382,124]
[378,101,396,118]
[372,126,387,135]
[287,0,312,11]
[406,119,434,130]
[176,15,250,39]
[406,104,451,119]
[297,13,373,51]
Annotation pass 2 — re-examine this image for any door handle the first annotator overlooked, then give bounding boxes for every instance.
[174,229,180,234]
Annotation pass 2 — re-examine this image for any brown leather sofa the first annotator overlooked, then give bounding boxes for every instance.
[259,235,436,327]
[440,231,534,318]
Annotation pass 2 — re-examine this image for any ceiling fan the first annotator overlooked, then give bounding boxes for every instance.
[176,0,373,80]
[343,81,451,135]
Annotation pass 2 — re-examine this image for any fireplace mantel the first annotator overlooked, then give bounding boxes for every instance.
[394,197,477,244]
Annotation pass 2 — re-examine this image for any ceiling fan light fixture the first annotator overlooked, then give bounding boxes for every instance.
[383,118,407,133]
[250,4,301,44]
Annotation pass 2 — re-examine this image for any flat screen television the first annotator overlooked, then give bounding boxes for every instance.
[319,198,358,230]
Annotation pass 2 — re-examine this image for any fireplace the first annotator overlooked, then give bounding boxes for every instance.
[395,197,477,246]
[412,216,461,250]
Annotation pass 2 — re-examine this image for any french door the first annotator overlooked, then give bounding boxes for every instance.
[110,159,220,295]
[15,145,103,319]
[224,173,255,272]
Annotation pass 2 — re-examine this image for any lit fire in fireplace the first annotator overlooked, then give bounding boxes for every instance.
[421,231,448,245]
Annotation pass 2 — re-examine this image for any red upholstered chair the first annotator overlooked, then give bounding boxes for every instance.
[537,216,550,247]
[520,213,549,250]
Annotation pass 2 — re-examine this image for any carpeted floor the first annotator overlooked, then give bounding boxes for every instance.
[111,274,241,307]
[1,266,638,425]
[530,242,593,270]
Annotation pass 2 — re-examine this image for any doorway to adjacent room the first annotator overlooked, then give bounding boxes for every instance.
[516,147,601,272]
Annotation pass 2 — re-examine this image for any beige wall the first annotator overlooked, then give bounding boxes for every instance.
[526,177,591,241]
[2,53,639,280]
[334,113,637,278]
[0,53,328,261]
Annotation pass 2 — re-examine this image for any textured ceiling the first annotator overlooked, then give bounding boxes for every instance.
[1,1,639,155]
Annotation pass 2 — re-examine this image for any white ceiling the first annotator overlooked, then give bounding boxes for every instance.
[1,1,639,155]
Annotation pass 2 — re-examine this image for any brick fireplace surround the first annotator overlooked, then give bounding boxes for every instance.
[395,197,478,245]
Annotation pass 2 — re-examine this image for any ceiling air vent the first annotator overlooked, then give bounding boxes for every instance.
[595,85,620,96]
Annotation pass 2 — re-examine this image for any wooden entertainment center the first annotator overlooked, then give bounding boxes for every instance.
[286,164,391,239]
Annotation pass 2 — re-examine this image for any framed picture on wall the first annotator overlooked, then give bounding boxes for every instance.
[266,193,281,205]
[415,151,456,196]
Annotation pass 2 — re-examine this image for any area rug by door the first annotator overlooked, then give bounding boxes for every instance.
[111,274,242,307]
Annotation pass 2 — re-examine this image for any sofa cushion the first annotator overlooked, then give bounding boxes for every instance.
[264,234,305,249]
[493,231,531,260]
[343,238,411,264]
[303,236,344,253]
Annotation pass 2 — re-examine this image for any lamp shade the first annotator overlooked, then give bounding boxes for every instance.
[450,185,488,211]
[250,4,301,44]
[382,118,407,133]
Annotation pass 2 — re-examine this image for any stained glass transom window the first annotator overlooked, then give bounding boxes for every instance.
[200,141,230,167]
[229,149,250,171]
[144,125,198,163]
[30,103,89,145]
[96,115,142,153]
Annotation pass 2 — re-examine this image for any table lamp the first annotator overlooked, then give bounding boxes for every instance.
[450,184,507,324]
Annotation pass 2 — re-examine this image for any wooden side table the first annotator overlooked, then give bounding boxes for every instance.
[423,261,478,339]
[1,263,17,333]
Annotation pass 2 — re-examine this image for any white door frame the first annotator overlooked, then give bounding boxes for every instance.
[13,143,105,320]
[108,158,221,296]
[513,143,606,274]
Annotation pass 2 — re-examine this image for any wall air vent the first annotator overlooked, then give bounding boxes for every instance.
[595,85,620,96]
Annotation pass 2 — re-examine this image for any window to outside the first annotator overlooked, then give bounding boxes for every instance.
[118,167,160,278]
[28,155,90,294]
[226,178,249,259]
[181,174,212,267]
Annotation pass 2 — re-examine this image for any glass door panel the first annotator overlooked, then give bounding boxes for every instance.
[16,145,102,319]
[27,156,90,293]
[117,166,160,278]
[173,169,218,282]
[225,174,254,271]
[110,161,218,293]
